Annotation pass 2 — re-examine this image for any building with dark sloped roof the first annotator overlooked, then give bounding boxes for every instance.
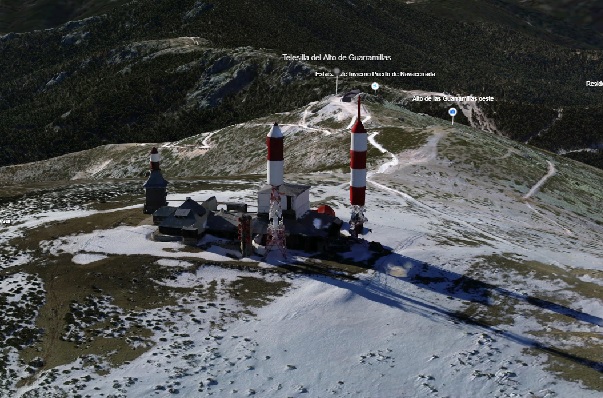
[153,206,177,225]
[144,118,350,254]
[157,197,208,237]
[206,210,240,240]
[177,196,207,216]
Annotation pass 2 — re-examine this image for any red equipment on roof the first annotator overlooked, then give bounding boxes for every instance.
[316,204,336,217]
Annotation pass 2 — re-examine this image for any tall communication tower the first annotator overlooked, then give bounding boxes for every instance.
[349,96,368,237]
[265,123,287,257]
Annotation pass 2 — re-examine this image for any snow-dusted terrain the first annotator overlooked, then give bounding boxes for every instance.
[1,95,602,397]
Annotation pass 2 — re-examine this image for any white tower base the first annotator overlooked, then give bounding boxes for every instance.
[349,205,368,238]
[265,186,287,258]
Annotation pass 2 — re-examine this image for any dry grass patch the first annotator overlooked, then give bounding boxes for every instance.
[19,254,186,375]
[11,208,149,253]
[228,277,290,308]
[526,338,603,391]
[458,254,603,392]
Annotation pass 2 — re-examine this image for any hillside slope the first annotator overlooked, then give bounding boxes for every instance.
[0,0,130,34]
[1,0,603,169]
[1,98,602,396]
[413,0,603,48]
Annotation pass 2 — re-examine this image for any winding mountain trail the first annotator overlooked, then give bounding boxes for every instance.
[523,161,556,200]
[242,100,334,136]
[395,129,447,169]
[367,132,399,174]
[363,123,582,268]
[200,132,216,149]
[493,148,519,160]
[525,108,563,144]
[522,161,572,235]
[300,102,315,128]
[363,119,531,250]
[526,203,573,236]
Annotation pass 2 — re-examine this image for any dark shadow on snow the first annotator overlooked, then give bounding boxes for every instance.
[375,253,603,327]
[306,251,603,374]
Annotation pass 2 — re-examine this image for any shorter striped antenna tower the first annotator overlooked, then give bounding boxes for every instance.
[143,147,169,214]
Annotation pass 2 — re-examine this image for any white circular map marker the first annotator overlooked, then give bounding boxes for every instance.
[448,107,457,125]
[371,82,380,94]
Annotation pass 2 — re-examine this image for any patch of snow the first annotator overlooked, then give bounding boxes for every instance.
[577,274,603,285]
[1,204,141,270]
[45,71,68,87]
[206,275,598,398]
[155,258,194,268]
[71,253,108,265]
[558,148,599,155]
[43,224,256,264]
[154,265,278,288]
[576,299,603,320]
[0,272,31,303]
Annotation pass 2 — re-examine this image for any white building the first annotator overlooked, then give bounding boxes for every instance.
[257,183,310,220]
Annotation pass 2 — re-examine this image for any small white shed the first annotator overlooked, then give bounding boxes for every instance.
[258,183,310,219]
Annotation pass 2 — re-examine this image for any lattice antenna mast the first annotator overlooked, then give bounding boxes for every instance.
[266,187,287,257]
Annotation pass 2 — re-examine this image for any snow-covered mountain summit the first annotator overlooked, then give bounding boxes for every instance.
[0,96,602,397]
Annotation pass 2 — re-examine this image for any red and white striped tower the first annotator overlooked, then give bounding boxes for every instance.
[267,122,284,187]
[150,147,161,170]
[143,147,169,214]
[265,123,287,257]
[350,96,368,237]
